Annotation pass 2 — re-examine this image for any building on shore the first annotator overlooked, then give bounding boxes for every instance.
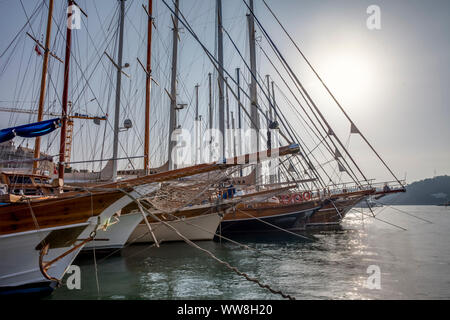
[0,141,55,174]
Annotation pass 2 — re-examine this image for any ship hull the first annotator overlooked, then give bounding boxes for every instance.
[128,212,222,243]
[0,223,89,296]
[83,211,144,251]
[0,183,160,295]
[219,202,321,236]
[306,195,368,228]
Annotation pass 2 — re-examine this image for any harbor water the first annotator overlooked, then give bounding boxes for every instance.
[46,206,450,300]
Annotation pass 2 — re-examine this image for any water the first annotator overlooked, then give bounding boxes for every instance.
[47,206,450,300]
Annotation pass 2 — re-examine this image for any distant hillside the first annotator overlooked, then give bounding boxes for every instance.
[384,175,450,205]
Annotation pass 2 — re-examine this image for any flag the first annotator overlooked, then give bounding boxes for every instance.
[350,123,360,134]
[338,162,346,173]
[328,127,334,136]
[334,148,342,159]
[34,45,42,56]
[288,163,296,172]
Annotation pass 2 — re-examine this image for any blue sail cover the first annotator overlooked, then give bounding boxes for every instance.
[0,118,61,143]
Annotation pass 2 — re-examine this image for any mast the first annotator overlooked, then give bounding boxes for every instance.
[271,81,277,123]
[33,0,54,173]
[247,0,260,187]
[144,0,153,174]
[262,0,403,187]
[266,75,272,121]
[236,67,243,177]
[112,0,126,181]
[265,75,274,183]
[168,0,179,170]
[265,74,272,150]
[208,72,213,130]
[271,80,280,183]
[216,0,225,159]
[225,77,230,156]
[231,111,236,157]
[58,0,74,181]
[195,83,199,163]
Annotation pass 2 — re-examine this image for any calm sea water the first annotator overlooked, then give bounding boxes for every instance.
[46,205,450,300]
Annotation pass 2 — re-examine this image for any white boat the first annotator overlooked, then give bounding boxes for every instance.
[0,223,88,295]
[0,181,160,295]
[129,212,222,244]
[83,211,144,251]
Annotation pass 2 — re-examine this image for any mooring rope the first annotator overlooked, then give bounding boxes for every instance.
[151,204,284,261]
[373,200,433,224]
[120,190,296,300]
[350,207,407,231]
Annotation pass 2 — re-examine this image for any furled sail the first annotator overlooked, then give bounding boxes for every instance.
[0,118,61,143]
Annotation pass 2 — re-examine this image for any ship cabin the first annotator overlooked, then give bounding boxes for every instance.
[0,171,57,197]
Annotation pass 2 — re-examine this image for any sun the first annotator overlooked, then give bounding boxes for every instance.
[318,49,377,102]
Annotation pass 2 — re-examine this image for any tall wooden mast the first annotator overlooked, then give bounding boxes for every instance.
[194,83,200,163]
[247,0,260,187]
[208,72,213,130]
[144,0,153,174]
[236,67,243,177]
[112,0,126,181]
[168,0,179,170]
[33,0,54,173]
[216,0,225,159]
[58,0,74,181]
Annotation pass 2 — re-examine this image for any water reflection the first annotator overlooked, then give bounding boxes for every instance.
[47,206,450,300]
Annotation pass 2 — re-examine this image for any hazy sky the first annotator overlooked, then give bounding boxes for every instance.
[0,0,449,183]
[257,0,450,183]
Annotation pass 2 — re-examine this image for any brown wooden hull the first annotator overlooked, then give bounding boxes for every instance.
[125,186,297,224]
[224,200,321,221]
[220,200,321,235]
[306,193,369,227]
[0,190,124,235]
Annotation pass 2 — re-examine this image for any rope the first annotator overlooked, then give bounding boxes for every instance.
[89,189,101,297]
[350,207,407,231]
[97,183,288,263]
[245,0,368,187]
[373,200,433,224]
[261,0,404,187]
[119,189,295,300]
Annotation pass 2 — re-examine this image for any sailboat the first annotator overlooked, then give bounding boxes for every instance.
[0,0,300,295]
[126,183,297,244]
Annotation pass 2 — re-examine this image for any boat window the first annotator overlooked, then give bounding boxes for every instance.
[24,189,38,195]
[9,176,33,184]
[34,178,42,184]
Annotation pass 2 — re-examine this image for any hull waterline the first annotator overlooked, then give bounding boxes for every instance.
[129,212,222,243]
[219,203,321,236]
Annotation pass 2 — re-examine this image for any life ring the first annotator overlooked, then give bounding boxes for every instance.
[293,193,303,203]
[302,191,312,201]
[280,194,290,203]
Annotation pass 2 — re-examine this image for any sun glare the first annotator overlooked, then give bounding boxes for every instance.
[319,50,377,102]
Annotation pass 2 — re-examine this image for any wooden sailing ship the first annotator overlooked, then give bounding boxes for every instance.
[125,185,297,244]
[220,198,322,236]
[0,0,411,297]
[0,0,301,294]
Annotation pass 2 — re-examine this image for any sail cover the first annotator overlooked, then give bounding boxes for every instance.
[0,118,61,143]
